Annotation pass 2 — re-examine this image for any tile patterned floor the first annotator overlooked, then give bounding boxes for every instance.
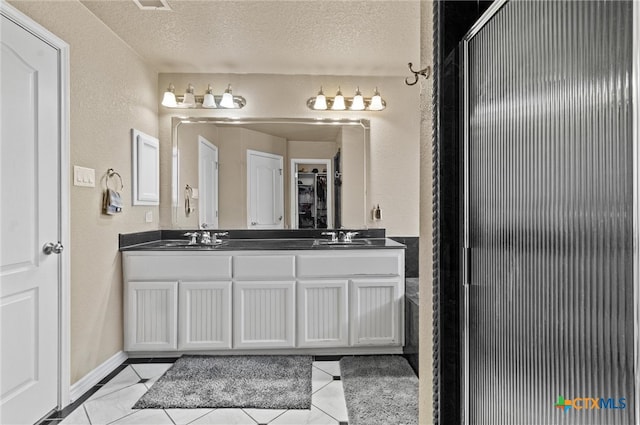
[51,360,349,425]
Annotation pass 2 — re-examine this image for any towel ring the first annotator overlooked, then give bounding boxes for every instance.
[106,168,123,191]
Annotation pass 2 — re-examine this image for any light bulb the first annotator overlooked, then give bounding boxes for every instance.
[369,87,384,111]
[181,83,196,107]
[350,86,365,110]
[331,86,345,110]
[161,83,177,107]
[202,84,217,108]
[313,87,327,110]
[220,84,235,108]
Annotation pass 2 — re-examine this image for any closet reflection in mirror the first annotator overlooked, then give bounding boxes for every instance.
[172,118,368,229]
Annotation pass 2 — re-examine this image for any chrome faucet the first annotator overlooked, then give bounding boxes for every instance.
[321,231,338,242]
[183,232,200,245]
[200,231,213,245]
[342,231,359,242]
[212,232,229,244]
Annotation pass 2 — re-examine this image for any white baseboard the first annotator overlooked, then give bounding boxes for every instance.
[69,351,128,403]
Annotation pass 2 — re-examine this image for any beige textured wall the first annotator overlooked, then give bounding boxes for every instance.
[9,1,159,385]
[419,1,434,424]
[287,140,338,160]
[158,73,421,236]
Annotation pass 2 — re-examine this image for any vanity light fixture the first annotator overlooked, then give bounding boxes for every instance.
[219,84,235,109]
[202,84,216,108]
[307,86,386,111]
[331,87,346,110]
[313,87,328,110]
[351,87,365,111]
[161,83,246,109]
[181,83,196,108]
[161,83,177,107]
[369,87,384,111]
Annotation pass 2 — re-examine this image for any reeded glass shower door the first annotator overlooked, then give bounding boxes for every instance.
[463,1,637,424]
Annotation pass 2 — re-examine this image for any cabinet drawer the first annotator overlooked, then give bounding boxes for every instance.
[125,255,232,280]
[297,252,401,277]
[234,255,296,280]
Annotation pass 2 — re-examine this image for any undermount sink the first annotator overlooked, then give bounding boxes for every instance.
[145,239,226,248]
[313,239,372,247]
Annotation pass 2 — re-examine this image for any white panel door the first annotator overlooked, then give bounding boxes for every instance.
[233,281,295,348]
[1,15,61,425]
[198,136,218,229]
[125,281,178,351]
[297,280,349,348]
[247,150,284,229]
[350,278,401,346]
[179,281,231,350]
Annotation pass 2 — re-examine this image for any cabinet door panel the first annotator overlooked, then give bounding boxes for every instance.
[350,278,401,346]
[233,281,295,348]
[179,281,232,350]
[126,281,178,351]
[297,280,349,347]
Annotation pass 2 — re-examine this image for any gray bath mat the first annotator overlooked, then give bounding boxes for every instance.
[340,355,419,425]
[133,355,312,409]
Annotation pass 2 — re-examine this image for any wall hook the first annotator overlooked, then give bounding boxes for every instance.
[405,62,431,86]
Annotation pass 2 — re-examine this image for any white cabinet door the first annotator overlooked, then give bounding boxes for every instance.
[350,278,402,346]
[297,280,349,348]
[126,281,178,351]
[234,281,295,348]
[179,281,231,350]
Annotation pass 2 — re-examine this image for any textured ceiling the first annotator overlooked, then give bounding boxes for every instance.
[80,0,421,76]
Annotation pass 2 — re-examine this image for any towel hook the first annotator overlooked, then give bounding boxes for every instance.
[106,168,123,190]
[405,62,431,86]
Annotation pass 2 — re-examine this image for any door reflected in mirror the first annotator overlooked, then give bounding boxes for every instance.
[172,118,369,230]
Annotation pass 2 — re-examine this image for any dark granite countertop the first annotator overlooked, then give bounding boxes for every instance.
[120,237,405,251]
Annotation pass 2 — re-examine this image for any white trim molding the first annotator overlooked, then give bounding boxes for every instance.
[69,351,128,403]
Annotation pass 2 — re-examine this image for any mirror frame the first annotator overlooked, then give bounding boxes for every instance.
[171,117,370,229]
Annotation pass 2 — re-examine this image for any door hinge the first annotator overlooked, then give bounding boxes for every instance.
[216,161,219,170]
[279,168,283,176]
[216,210,218,218]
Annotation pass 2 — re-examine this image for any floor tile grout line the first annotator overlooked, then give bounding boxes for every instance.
[183,408,219,425]
[312,379,332,394]
[312,402,344,424]
[264,408,290,424]
[105,408,139,425]
[85,381,139,403]
[82,404,92,425]
[241,408,268,424]
[163,409,177,425]
[129,364,143,381]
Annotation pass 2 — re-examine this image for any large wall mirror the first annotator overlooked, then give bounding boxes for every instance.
[172,117,369,230]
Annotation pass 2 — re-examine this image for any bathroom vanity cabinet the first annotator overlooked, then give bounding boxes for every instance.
[122,246,405,355]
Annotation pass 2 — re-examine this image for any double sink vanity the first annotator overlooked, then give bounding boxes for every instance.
[120,229,406,356]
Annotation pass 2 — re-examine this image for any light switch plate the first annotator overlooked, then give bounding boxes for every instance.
[74,166,95,187]
[145,210,153,223]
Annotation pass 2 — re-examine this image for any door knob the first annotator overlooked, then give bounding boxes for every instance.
[251,221,257,225]
[43,242,64,255]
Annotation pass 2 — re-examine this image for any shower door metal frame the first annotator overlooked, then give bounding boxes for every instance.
[632,2,640,423]
[460,2,509,423]
[461,0,640,423]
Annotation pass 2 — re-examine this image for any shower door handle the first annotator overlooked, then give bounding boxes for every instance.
[463,246,471,286]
